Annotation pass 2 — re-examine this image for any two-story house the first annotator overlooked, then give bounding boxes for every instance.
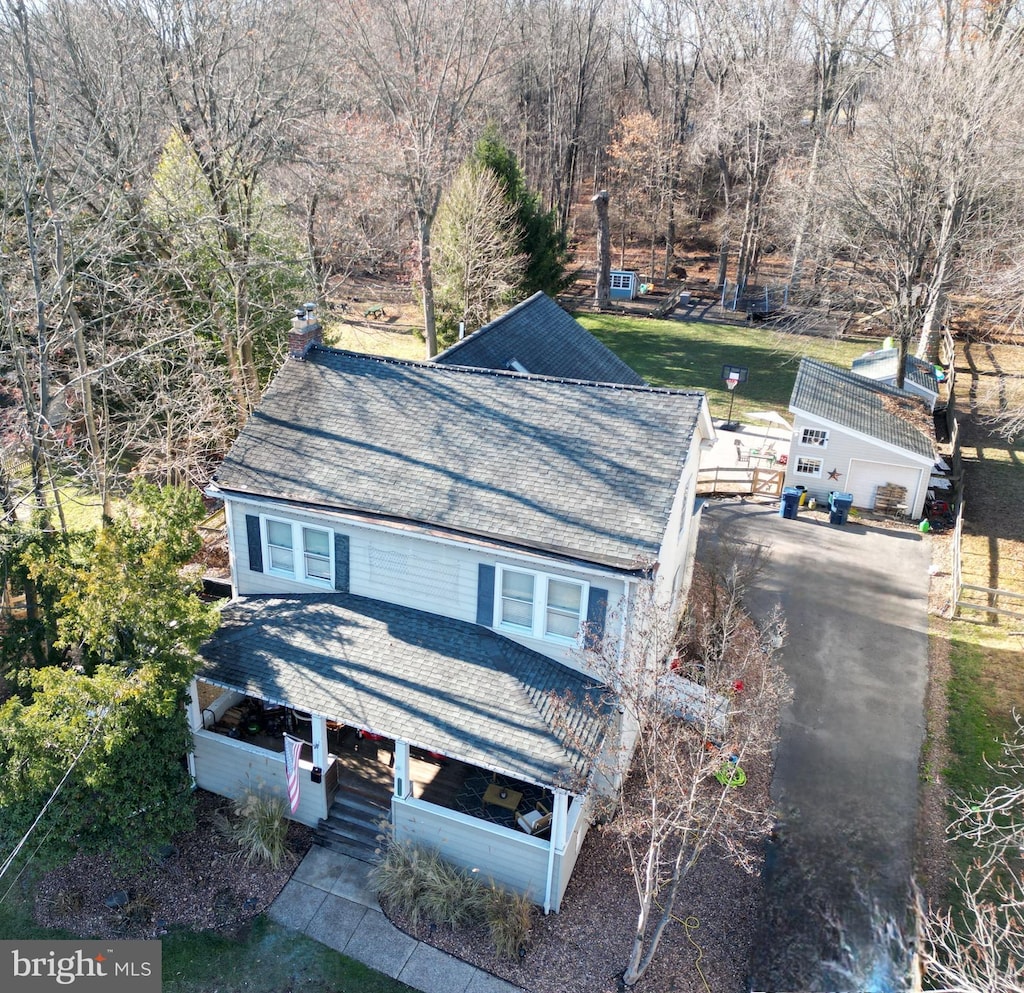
[187,305,714,912]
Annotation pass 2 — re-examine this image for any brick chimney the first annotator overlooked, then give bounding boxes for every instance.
[288,303,323,359]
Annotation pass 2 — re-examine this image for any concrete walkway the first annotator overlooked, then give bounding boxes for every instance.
[268,845,523,993]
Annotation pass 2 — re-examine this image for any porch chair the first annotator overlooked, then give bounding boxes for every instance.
[516,801,551,836]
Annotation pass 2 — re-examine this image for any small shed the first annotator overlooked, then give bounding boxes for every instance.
[609,270,638,300]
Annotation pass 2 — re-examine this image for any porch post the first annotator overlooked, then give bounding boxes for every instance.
[393,740,411,799]
[186,679,203,731]
[311,715,328,779]
[543,791,569,914]
[185,679,202,782]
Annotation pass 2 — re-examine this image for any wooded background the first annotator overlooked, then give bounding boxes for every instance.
[3,0,1023,511]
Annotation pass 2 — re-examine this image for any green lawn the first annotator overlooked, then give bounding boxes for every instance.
[162,916,414,993]
[577,313,877,421]
[0,889,412,993]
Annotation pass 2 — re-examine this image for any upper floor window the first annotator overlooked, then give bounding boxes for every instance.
[262,515,334,587]
[497,566,587,644]
[800,428,829,447]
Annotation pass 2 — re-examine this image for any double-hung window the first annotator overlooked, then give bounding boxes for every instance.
[497,566,587,644]
[262,516,333,587]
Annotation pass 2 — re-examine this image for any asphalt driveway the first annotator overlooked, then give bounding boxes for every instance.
[700,498,930,992]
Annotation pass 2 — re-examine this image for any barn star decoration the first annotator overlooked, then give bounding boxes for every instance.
[827,468,842,480]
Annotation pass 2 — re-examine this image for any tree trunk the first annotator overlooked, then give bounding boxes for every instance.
[70,304,112,521]
[418,211,439,357]
[592,190,610,309]
[716,237,729,292]
[789,131,824,292]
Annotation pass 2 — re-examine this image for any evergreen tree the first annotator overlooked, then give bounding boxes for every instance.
[0,484,219,867]
[472,128,575,298]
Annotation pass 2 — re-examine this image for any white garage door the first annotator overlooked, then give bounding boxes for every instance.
[846,459,924,511]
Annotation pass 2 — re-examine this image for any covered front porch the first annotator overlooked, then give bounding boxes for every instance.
[188,593,606,911]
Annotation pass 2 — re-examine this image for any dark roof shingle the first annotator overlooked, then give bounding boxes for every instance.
[851,348,938,395]
[790,359,934,459]
[199,594,606,787]
[434,291,646,386]
[213,349,704,569]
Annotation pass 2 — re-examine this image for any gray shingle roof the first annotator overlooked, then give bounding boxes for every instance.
[198,594,606,788]
[851,348,938,395]
[434,291,646,386]
[790,359,935,459]
[213,349,704,569]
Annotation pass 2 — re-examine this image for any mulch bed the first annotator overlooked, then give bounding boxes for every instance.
[33,791,313,940]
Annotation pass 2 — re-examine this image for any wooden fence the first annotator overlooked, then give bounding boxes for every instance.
[950,496,1024,621]
[697,466,786,499]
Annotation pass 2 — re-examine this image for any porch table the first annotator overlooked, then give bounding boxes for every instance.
[483,784,522,811]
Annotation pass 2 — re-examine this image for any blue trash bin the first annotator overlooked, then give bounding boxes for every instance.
[829,491,854,525]
[779,487,801,520]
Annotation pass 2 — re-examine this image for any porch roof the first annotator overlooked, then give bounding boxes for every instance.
[197,594,607,789]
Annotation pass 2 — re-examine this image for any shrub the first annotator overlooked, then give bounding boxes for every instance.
[486,885,534,960]
[372,838,533,955]
[225,791,290,869]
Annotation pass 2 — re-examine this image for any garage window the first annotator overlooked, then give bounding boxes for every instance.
[795,457,823,477]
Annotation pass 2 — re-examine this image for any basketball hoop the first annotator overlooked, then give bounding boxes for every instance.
[720,364,748,429]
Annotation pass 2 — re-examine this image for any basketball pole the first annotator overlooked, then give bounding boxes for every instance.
[725,376,739,428]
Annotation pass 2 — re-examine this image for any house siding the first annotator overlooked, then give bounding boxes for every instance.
[393,797,554,907]
[553,794,593,910]
[785,415,931,517]
[192,729,327,826]
[225,498,626,671]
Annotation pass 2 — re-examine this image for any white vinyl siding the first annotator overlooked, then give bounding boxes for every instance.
[394,798,550,901]
[496,566,587,645]
[192,729,326,826]
[785,417,933,519]
[262,515,333,587]
[227,502,626,670]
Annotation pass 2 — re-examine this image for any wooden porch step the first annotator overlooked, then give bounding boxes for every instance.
[313,790,390,863]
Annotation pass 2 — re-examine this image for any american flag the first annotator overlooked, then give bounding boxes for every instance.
[283,734,303,813]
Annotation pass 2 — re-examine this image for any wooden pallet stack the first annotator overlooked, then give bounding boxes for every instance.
[874,482,908,514]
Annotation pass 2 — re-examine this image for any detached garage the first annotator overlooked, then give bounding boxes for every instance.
[784,359,936,519]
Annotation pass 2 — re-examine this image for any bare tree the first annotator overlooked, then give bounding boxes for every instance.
[817,17,1024,376]
[565,530,788,986]
[141,0,319,418]
[330,0,512,357]
[916,712,1024,992]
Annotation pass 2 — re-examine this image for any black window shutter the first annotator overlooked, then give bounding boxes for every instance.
[334,533,350,592]
[245,515,263,573]
[476,564,495,626]
[586,587,608,646]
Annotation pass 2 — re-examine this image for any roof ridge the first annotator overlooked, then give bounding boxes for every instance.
[307,343,703,397]
[432,291,546,361]
[800,357,927,403]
